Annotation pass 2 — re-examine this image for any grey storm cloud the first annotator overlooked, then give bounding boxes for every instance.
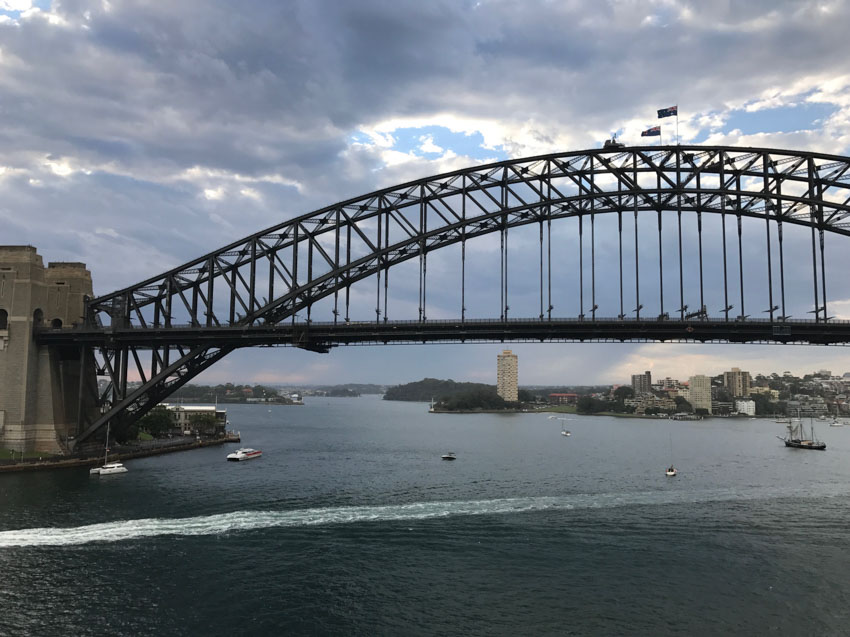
[3,0,850,383]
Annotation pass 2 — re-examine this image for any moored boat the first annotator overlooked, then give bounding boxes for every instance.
[227,447,262,461]
[91,462,128,475]
[90,422,128,476]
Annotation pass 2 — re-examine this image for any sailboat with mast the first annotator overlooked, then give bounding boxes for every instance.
[548,415,571,436]
[665,434,677,476]
[89,422,128,475]
[778,415,826,450]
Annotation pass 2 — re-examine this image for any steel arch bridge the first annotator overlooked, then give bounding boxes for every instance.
[39,144,850,446]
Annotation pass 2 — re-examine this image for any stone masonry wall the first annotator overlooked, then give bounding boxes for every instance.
[0,247,93,453]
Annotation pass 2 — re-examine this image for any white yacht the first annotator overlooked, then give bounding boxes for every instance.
[90,422,128,476]
[227,447,262,461]
[90,462,128,475]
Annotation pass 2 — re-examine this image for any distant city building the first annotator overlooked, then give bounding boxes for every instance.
[161,404,227,435]
[625,395,677,414]
[497,349,518,402]
[549,393,578,405]
[750,386,779,400]
[735,399,756,416]
[712,400,734,414]
[631,370,652,395]
[688,375,712,414]
[723,367,751,397]
[658,377,680,390]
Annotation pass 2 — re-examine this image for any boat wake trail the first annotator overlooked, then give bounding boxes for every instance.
[0,486,841,547]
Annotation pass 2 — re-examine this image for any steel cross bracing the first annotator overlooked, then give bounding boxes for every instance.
[40,145,850,445]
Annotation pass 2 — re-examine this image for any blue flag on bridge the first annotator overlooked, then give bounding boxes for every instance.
[657,105,678,118]
[641,126,661,137]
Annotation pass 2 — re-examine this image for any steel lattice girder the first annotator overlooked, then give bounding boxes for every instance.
[86,145,850,331]
[47,145,850,446]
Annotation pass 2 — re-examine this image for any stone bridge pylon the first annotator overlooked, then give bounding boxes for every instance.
[0,246,96,453]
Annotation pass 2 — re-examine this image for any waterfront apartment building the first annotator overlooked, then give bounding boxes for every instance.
[631,370,652,395]
[688,375,713,414]
[497,350,519,402]
[735,399,756,416]
[723,367,751,397]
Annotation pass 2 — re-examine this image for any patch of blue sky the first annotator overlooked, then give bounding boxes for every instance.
[354,125,508,162]
[0,0,50,18]
[723,101,837,136]
[689,125,713,145]
[349,132,373,145]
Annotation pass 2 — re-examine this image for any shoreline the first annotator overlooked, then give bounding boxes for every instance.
[0,435,240,474]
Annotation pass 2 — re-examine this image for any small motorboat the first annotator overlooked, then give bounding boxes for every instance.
[561,430,571,436]
[665,466,677,477]
[90,462,128,475]
[227,447,263,461]
[441,452,456,461]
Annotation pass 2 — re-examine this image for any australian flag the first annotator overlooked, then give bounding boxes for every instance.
[641,126,661,137]
[657,105,678,118]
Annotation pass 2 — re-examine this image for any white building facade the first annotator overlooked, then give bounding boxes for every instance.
[735,399,756,416]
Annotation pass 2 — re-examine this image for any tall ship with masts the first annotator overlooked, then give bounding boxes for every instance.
[778,417,826,451]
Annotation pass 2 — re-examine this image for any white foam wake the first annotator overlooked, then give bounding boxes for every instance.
[0,486,837,548]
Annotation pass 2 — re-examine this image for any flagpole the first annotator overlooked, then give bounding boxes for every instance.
[676,112,680,145]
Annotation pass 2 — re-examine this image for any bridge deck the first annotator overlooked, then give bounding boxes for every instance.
[37,317,850,349]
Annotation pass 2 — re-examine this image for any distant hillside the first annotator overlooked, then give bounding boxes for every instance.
[317,384,385,395]
[383,378,495,402]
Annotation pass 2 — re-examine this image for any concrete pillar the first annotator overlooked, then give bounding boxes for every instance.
[0,246,94,453]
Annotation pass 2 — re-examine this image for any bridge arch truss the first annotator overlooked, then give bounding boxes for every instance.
[41,145,850,444]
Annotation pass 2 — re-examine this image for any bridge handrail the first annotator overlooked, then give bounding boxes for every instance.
[38,314,850,332]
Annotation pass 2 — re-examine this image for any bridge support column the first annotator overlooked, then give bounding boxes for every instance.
[0,246,94,454]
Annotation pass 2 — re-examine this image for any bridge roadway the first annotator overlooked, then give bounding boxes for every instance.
[37,316,850,350]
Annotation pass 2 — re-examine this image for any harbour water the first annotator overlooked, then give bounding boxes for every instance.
[2,396,850,635]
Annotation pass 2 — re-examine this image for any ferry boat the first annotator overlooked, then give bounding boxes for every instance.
[226,447,263,461]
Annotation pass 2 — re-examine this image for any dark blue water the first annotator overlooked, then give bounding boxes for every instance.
[2,397,850,635]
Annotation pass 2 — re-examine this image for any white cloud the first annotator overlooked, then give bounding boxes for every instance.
[239,187,261,201]
[0,1,32,11]
[418,134,444,154]
[202,187,224,200]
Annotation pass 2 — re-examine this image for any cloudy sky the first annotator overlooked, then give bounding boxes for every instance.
[4,0,850,386]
